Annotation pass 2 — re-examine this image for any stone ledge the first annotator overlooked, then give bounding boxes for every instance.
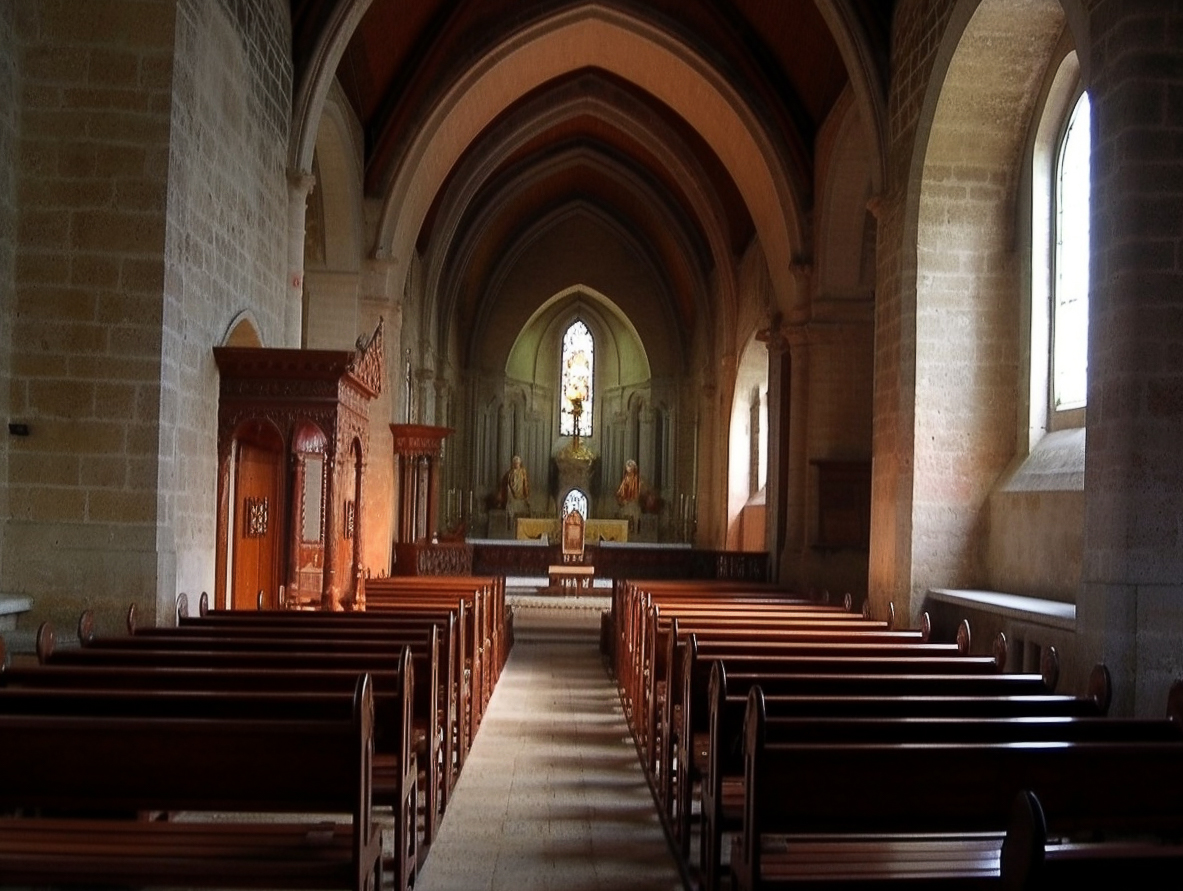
[0,595,32,632]
[926,588,1075,632]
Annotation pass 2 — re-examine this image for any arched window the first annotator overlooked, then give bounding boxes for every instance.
[562,488,588,519]
[559,319,594,436]
[1052,91,1090,412]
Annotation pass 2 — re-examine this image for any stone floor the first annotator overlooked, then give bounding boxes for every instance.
[412,592,687,891]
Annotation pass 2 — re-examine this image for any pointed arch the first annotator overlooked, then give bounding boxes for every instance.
[374,3,808,318]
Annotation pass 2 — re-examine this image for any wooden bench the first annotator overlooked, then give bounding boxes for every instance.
[0,673,383,891]
[643,615,947,818]
[360,576,505,727]
[1000,788,1183,890]
[662,627,999,855]
[621,601,889,762]
[0,635,418,889]
[157,601,471,785]
[613,581,849,686]
[699,662,1114,891]
[730,684,1183,891]
[359,574,507,674]
[631,605,906,751]
[39,618,448,852]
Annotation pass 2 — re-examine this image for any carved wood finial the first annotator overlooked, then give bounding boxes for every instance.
[350,317,385,397]
[956,619,972,655]
[1041,646,1060,692]
[1089,664,1113,715]
[36,621,55,663]
[993,631,1008,669]
[77,610,95,645]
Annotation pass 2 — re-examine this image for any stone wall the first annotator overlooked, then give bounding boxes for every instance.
[161,0,291,621]
[0,0,291,635]
[1078,0,1183,716]
[870,0,960,619]
[0,2,16,591]
[3,0,175,633]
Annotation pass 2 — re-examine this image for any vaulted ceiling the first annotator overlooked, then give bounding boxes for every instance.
[290,0,893,359]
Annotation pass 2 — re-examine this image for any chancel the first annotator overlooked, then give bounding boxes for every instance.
[4,2,1183,890]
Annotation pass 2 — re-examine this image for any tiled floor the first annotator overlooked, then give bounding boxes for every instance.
[413,595,687,891]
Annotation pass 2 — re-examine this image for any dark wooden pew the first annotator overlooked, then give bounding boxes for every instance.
[623,602,911,773]
[360,574,508,697]
[0,670,417,891]
[635,608,915,768]
[699,662,1114,891]
[615,586,859,698]
[0,673,383,891]
[730,684,1183,891]
[1000,788,1183,890]
[642,615,949,821]
[173,598,473,771]
[662,627,998,854]
[36,619,449,851]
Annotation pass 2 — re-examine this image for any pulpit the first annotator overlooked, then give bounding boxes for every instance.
[390,424,470,576]
[214,320,384,611]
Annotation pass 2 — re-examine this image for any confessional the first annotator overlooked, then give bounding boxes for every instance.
[213,321,383,610]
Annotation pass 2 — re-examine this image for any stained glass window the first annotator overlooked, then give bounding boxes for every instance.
[560,320,594,435]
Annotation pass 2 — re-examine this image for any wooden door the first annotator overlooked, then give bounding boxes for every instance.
[232,441,282,609]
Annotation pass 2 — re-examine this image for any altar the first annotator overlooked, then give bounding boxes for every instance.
[515,517,629,543]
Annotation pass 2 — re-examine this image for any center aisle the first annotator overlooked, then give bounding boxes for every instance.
[413,594,687,891]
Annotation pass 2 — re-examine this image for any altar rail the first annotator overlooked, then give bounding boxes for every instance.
[472,543,768,582]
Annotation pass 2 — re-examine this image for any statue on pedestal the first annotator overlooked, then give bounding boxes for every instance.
[500,455,530,520]
[616,458,644,532]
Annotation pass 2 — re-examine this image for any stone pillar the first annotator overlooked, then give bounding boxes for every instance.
[321,451,339,610]
[1078,1,1183,716]
[760,316,791,581]
[286,169,316,347]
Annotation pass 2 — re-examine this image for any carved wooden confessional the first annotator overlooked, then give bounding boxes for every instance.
[214,320,383,610]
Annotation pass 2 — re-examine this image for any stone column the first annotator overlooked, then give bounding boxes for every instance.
[760,315,791,581]
[286,169,316,347]
[1078,2,1183,716]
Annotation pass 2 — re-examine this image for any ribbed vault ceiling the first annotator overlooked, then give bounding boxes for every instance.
[291,0,892,354]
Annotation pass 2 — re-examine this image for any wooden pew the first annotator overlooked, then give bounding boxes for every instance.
[360,574,507,681]
[0,673,383,891]
[155,601,471,783]
[699,662,1113,891]
[613,581,852,690]
[365,596,484,749]
[643,614,946,818]
[36,619,449,851]
[621,599,891,764]
[663,626,998,857]
[610,578,823,681]
[730,684,1183,891]
[634,606,910,765]
[1000,788,1183,890]
[644,610,936,744]
[0,670,417,891]
[360,576,504,730]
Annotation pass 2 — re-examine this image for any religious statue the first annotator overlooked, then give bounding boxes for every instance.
[500,455,530,519]
[615,458,644,531]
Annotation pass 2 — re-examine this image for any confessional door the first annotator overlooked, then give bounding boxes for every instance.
[231,441,282,610]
